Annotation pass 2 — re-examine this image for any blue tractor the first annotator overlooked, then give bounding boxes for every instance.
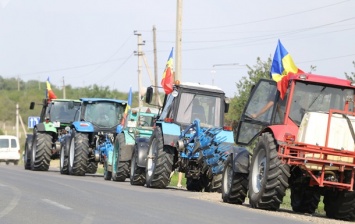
[60,98,127,177]
[143,82,236,191]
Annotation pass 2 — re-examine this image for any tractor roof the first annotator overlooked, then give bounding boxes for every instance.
[80,98,127,104]
[131,107,159,115]
[289,73,354,88]
[178,82,225,94]
[51,99,81,103]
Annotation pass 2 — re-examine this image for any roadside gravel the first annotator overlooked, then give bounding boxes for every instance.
[189,192,353,224]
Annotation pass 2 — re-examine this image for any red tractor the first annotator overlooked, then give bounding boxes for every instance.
[222,74,355,221]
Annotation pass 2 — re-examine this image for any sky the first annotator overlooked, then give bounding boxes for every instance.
[0,0,355,98]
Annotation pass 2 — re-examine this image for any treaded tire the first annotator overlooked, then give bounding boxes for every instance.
[130,146,145,186]
[145,126,173,188]
[222,155,248,204]
[291,185,320,214]
[68,130,89,176]
[324,189,355,221]
[86,162,98,174]
[31,132,52,171]
[186,177,205,192]
[205,174,223,193]
[248,132,290,210]
[60,144,69,174]
[24,136,33,170]
[104,159,112,180]
[112,133,130,182]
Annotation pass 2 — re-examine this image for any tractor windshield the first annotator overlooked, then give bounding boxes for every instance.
[175,93,222,127]
[83,102,125,128]
[289,81,355,125]
[48,101,81,123]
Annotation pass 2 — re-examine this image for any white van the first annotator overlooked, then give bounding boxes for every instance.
[0,135,20,165]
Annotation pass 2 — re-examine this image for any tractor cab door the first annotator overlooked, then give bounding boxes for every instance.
[235,79,282,146]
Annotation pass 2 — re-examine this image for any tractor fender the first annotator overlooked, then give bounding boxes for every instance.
[71,121,94,132]
[231,146,250,174]
[159,122,180,147]
[35,123,57,133]
[135,137,150,168]
[119,144,134,161]
[61,135,71,157]
[216,129,235,143]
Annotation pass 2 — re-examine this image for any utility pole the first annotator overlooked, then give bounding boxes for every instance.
[16,103,19,138]
[175,0,183,81]
[153,26,161,106]
[62,76,66,99]
[17,75,20,91]
[134,31,144,107]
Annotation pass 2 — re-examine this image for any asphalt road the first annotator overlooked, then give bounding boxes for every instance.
[0,163,348,224]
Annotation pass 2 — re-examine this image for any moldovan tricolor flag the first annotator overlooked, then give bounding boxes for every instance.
[161,48,174,94]
[270,40,304,99]
[46,77,57,101]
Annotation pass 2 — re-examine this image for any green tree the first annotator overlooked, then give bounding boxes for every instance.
[345,61,355,81]
[225,56,272,127]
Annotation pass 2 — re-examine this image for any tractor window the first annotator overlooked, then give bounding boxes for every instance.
[236,80,278,146]
[245,81,278,124]
[48,101,81,123]
[84,102,124,127]
[176,93,221,127]
[290,82,355,125]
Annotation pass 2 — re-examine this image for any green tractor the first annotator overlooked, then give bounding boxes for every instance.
[108,106,159,182]
[23,99,81,171]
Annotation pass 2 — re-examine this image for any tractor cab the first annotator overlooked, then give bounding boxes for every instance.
[146,82,229,129]
[79,98,126,130]
[236,75,355,146]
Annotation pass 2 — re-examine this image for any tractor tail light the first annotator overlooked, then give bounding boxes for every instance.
[164,118,174,123]
[284,133,295,142]
[223,126,233,131]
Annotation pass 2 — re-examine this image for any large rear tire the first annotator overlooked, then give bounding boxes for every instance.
[31,132,52,171]
[222,155,248,204]
[112,133,130,182]
[130,146,145,186]
[291,185,320,214]
[24,136,33,170]
[145,126,173,188]
[68,130,89,176]
[324,189,355,221]
[248,132,290,210]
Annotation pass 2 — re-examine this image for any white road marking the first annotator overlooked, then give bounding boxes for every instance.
[42,199,72,210]
[0,184,21,218]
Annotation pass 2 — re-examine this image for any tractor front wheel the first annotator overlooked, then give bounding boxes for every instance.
[68,130,89,176]
[145,126,173,188]
[31,132,52,171]
[130,146,145,186]
[222,155,248,204]
[112,133,130,182]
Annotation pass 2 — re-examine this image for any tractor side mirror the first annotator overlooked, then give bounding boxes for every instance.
[29,102,35,110]
[224,97,230,113]
[145,86,153,104]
